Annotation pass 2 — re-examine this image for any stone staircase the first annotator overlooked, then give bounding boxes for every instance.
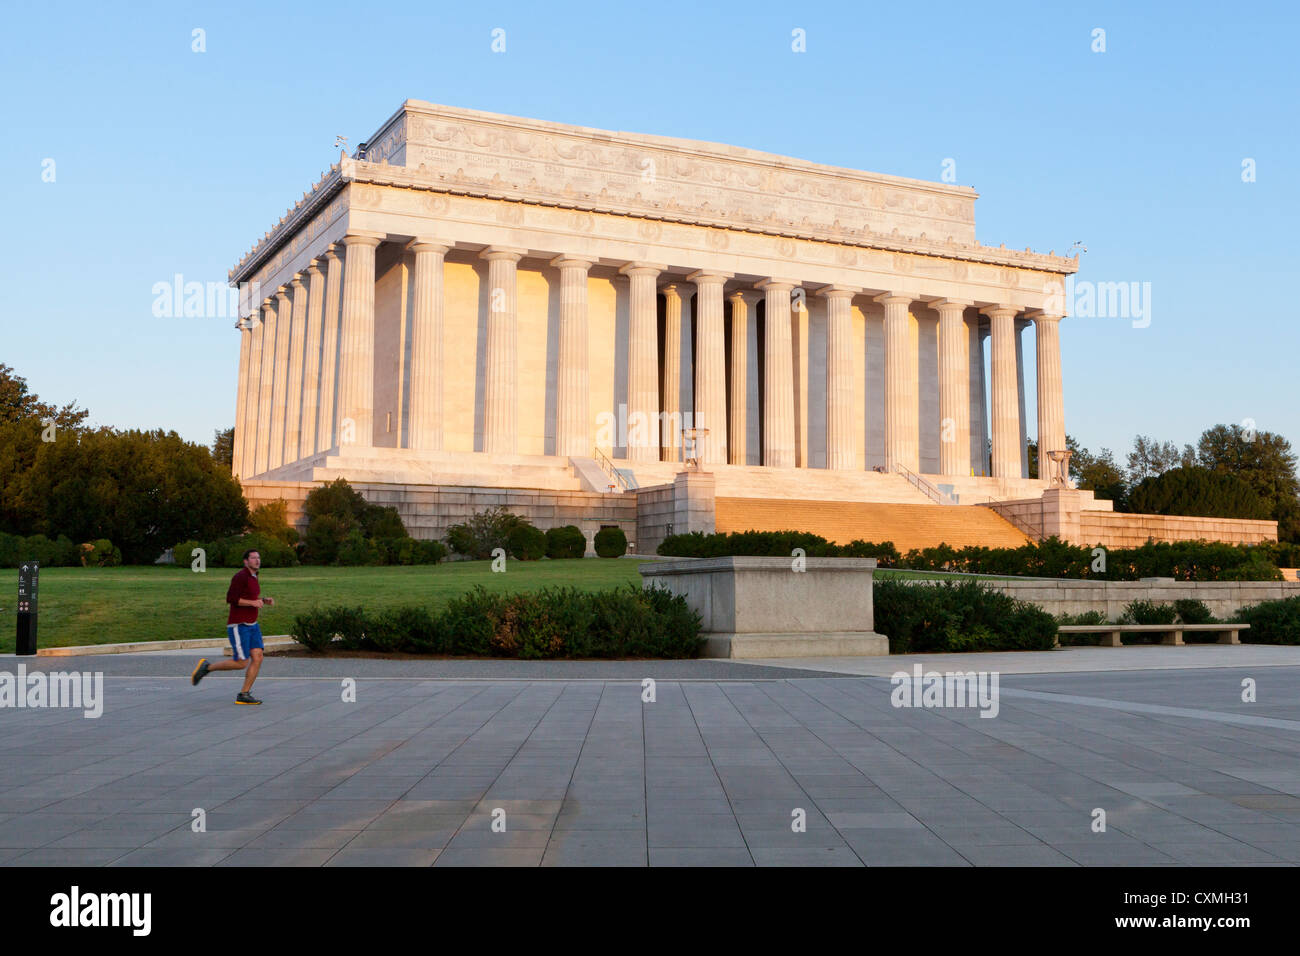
[714,498,1031,551]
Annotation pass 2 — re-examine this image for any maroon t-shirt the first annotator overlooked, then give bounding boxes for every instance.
[226,568,261,625]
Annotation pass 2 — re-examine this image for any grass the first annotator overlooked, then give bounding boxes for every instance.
[1,559,650,652]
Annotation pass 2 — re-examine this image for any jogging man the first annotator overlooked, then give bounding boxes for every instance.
[190,548,274,705]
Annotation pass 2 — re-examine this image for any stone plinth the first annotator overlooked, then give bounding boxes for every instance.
[640,556,888,659]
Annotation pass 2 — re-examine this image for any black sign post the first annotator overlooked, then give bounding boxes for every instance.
[16,562,38,656]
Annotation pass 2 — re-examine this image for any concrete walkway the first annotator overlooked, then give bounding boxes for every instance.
[1,648,1297,866]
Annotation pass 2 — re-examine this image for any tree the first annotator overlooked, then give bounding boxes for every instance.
[0,363,89,430]
[1070,440,1128,508]
[212,427,234,469]
[1128,466,1270,519]
[1197,423,1300,542]
[1126,435,1185,485]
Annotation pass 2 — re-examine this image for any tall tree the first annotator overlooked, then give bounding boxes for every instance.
[1127,435,1184,484]
[1197,423,1300,541]
[212,427,235,468]
[0,363,89,430]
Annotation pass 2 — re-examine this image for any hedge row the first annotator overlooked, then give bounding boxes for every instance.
[0,533,121,568]
[873,579,1058,654]
[658,531,1289,581]
[292,584,701,658]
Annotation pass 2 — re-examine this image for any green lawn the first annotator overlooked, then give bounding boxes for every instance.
[1,560,650,652]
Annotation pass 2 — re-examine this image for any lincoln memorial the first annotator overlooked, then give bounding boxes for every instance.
[228,101,1275,552]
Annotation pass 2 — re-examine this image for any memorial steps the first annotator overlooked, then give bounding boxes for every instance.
[714,498,1031,551]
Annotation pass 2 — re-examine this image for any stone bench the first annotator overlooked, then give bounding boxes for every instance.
[1057,623,1250,648]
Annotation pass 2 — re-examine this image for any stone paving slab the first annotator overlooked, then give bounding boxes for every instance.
[1,654,1298,866]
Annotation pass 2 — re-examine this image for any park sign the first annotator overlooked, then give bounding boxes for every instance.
[16,561,38,655]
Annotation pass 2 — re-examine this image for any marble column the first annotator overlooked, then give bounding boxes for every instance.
[1032,311,1066,466]
[968,319,986,476]
[985,305,1022,479]
[337,231,384,448]
[316,245,343,452]
[232,318,251,477]
[688,270,731,466]
[727,290,760,466]
[284,276,308,464]
[267,288,292,470]
[254,302,276,475]
[298,261,325,460]
[240,312,263,477]
[408,239,450,451]
[757,278,797,468]
[620,263,663,461]
[1015,318,1029,478]
[877,293,917,472]
[661,282,684,462]
[553,256,593,459]
[481,246,525,454]
[934,299,972,476]
[819,285,859,470]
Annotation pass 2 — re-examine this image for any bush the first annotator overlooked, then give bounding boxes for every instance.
[1054,609,1110,645]
[249,500,299,545]
[1120,600,1178,625]
[594,527,628,558]
[1234,596,1300,645]
[873,579,1057,654]
[446,506,528,560]
[507,523,546,561]
[81,539,122,567]
[545,525,587,560]
[292,585,704,659]
[337,530,379,566]
[304,513,349,564]
[291,605,371,651]
[412,539,447,564]
[226,533,297,568]
[1173,598,1215,625]
[173,539,203,569]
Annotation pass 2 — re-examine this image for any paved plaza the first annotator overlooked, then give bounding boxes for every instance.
[2,647,1298,866]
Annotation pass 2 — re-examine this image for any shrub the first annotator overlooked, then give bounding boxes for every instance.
[361,504,406,540]
[446,506,528,560]
[1120,600,1178,625]
[1234,596,1300,645]
[594,527,628,558]
[873,579,1057,654]
[1173,598,1215,625]
[249,500,299,545]
[337,530,379,566]
[507,523,546,561]
[303,513,349,565]
[173,539,203,569]
[293,585,704,659]
[303,478,368,523]
[81,539,122,567]
[226,533,297,568]
[545,525,587,559]
[1054,609,1110,645]
[412,539,447,564]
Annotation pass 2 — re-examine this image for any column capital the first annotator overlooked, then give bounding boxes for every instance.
[342,230,385,248]
[928,297,973,312]
[755,277,799,292]
[816,284,861,300]
[1026,310,1064,323]
[618,261,665,277]
[305,259,322,277]
[408,237,452,255]
[728,288,763,306]
[660,281,684,298]
[874,292,912,307]
[981,304,1019,320]
[550,255,595,270]
[322,243,341,261]
[686,269,733,285]
[273,286,290,303]
[480,245,526,262]
[289,275,305,289]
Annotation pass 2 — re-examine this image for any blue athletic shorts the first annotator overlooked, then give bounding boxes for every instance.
[227,622,264,660]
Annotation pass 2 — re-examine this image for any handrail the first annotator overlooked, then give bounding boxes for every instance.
[592,447,633,492]
[892,462,957,505]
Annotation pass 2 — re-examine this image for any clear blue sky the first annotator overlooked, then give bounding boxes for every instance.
[4,0,1297,462]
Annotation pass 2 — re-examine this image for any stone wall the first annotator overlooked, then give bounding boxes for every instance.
[241,479,636,548]
[985,490,1277,547]
[634,472,716,557]
[969,578,1300,621]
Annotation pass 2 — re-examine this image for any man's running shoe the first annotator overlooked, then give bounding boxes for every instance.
[235,692,262,705]
[191,659,210,686]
